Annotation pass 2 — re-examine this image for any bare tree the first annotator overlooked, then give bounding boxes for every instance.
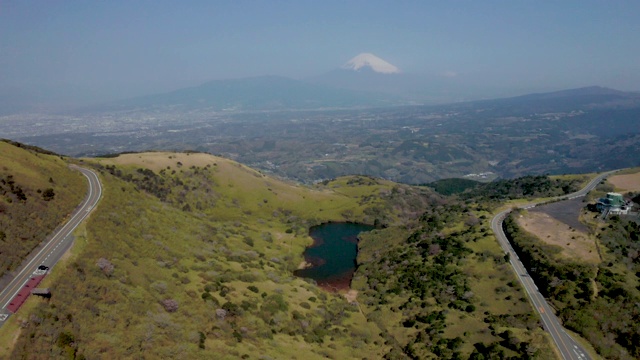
[96,258,114,277]
[162,299,179,313]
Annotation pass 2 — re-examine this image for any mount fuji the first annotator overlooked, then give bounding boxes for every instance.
[308,53,469,104]
[86,53,474,113]
[341,53,401,74]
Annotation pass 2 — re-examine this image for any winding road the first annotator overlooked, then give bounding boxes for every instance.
[0,165,101,325]
[491,170,617,360]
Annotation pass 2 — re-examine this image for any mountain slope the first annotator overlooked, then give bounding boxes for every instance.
[90,76,398,112]
[309,69,481,104]
[0,141,85,279]
[7,152,407,359]
[467,86,640,112]
[5,149,557,359]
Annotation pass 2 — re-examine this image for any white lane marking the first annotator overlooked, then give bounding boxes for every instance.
[0,314,8,321]
[1,168,101,309]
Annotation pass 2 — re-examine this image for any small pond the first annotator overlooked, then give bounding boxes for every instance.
[293,222,374,291]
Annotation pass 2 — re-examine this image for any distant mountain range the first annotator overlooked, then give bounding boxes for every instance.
[70,53,640,114]
[465,86,640,112]
[81,53,501,112]
[91,78,640,115]
[89,75,404,113]
[2,53,640,115]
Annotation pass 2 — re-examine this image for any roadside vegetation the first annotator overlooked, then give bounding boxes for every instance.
[355,205,554,359]
[460,175,583,202]
[0,141,85,278]
[504,191,640,359]
[352,176,577,359]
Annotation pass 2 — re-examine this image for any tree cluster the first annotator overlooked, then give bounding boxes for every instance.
[359,200,544,359]
[462,175,582,202]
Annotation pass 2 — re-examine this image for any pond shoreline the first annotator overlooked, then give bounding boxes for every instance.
[293,221,373,292]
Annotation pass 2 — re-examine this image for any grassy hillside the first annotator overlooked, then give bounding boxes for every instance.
[0,141,85,278]
[8,152,431,359]
[4,151,567,359]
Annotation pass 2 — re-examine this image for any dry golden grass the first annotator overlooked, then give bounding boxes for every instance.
[516,212,599,264]
[93,152,390,226]
[99,151,221,171]
[0,327,22,357]
[608,171,640,192]
[96,151,327,199]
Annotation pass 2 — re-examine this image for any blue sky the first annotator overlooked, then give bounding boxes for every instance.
[1,1,639,105]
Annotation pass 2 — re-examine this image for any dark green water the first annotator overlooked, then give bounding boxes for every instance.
[294,222,374,290]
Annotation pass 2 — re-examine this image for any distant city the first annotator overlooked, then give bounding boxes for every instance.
[2,86,639,185]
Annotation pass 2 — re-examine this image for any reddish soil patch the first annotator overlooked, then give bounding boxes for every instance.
[316,269,354,292]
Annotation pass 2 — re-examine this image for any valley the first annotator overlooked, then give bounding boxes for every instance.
[4,87,639,186]
[1,83,639,360]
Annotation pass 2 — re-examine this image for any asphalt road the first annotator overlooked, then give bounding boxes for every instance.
[0,165,101,325]
[491,170,617,360]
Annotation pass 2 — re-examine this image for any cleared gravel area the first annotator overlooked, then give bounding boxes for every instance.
[530,197,590,233]
[517,211,599,263]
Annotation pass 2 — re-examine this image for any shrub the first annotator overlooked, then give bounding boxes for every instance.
[57,331,75,347]
[96,258,114,277]
[222,301,241,316]
[162,299,179,313]
[42,188,55,201]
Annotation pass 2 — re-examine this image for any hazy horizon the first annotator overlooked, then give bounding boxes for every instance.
[2,1,639,109]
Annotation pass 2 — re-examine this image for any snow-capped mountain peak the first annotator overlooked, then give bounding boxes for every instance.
[342,53,400,74]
